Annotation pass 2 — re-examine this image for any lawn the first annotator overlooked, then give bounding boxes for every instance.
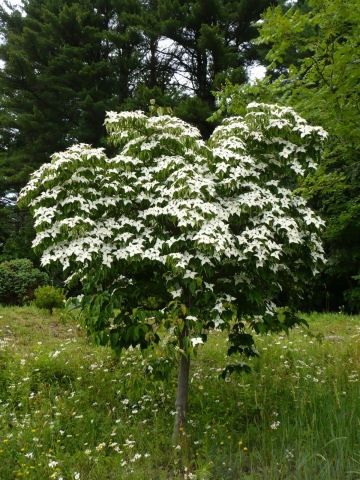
[0,307,360,479]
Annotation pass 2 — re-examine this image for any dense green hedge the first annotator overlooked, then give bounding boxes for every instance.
[0,259,48,305]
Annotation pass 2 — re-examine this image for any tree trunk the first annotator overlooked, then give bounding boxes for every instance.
[149,37,158,88]
[172,322,190,444]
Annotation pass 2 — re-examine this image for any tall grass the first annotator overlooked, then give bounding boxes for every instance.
[0,307,359,479]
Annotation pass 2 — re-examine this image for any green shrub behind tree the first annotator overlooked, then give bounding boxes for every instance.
[34,285,65,315]
[0,258,48,305]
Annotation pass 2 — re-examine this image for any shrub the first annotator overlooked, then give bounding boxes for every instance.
[34,285,65,315]
[0,258,48,305]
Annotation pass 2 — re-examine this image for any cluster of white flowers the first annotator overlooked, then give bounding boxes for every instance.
[19,103,326,327]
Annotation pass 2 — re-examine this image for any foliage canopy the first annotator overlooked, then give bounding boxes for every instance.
[20,103,326,362]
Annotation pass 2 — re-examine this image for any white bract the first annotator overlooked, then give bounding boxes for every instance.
[19,103,326,358]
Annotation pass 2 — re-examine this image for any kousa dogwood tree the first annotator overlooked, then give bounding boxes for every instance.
[19,103,327,441]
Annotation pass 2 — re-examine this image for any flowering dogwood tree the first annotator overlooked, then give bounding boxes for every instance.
[19,103,327,440]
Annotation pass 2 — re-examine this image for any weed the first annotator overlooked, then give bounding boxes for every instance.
[0,308,359,479]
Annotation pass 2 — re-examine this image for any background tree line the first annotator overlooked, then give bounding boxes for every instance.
[0,0,359,312]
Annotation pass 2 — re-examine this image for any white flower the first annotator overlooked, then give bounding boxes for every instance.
[170,288,182,299]
[270,420,280,430]
[131,453,142,462]
[191,337,203,347]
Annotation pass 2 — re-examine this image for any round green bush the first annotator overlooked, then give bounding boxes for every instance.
[0,258,48,305]
[34,285,65,314]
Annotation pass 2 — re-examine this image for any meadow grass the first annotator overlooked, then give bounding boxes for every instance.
[0,307,360,479]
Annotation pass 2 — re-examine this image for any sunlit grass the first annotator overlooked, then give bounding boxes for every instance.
[0,307,360,479]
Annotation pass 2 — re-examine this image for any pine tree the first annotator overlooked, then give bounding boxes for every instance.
[0,0,142,196]
[160,1,277,116]
[0,0,143,259]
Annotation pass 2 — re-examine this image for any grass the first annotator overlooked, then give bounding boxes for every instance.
[0,307,360,479]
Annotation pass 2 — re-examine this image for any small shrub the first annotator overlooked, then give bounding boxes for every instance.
[34,285,65,314]
[0,258,48,305]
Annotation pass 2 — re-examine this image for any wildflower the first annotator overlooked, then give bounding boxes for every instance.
[95,442,106,451]
[285,449,294,460]
[131,453,142,462]
[270,420,280,430]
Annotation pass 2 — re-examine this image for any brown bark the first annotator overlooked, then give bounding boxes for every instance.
[172,321,190,444]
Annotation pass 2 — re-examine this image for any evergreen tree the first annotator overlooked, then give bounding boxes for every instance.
[0,0,143,260]
[159,0,278,132]
[0,0,142,195]
[121,0,181,111]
